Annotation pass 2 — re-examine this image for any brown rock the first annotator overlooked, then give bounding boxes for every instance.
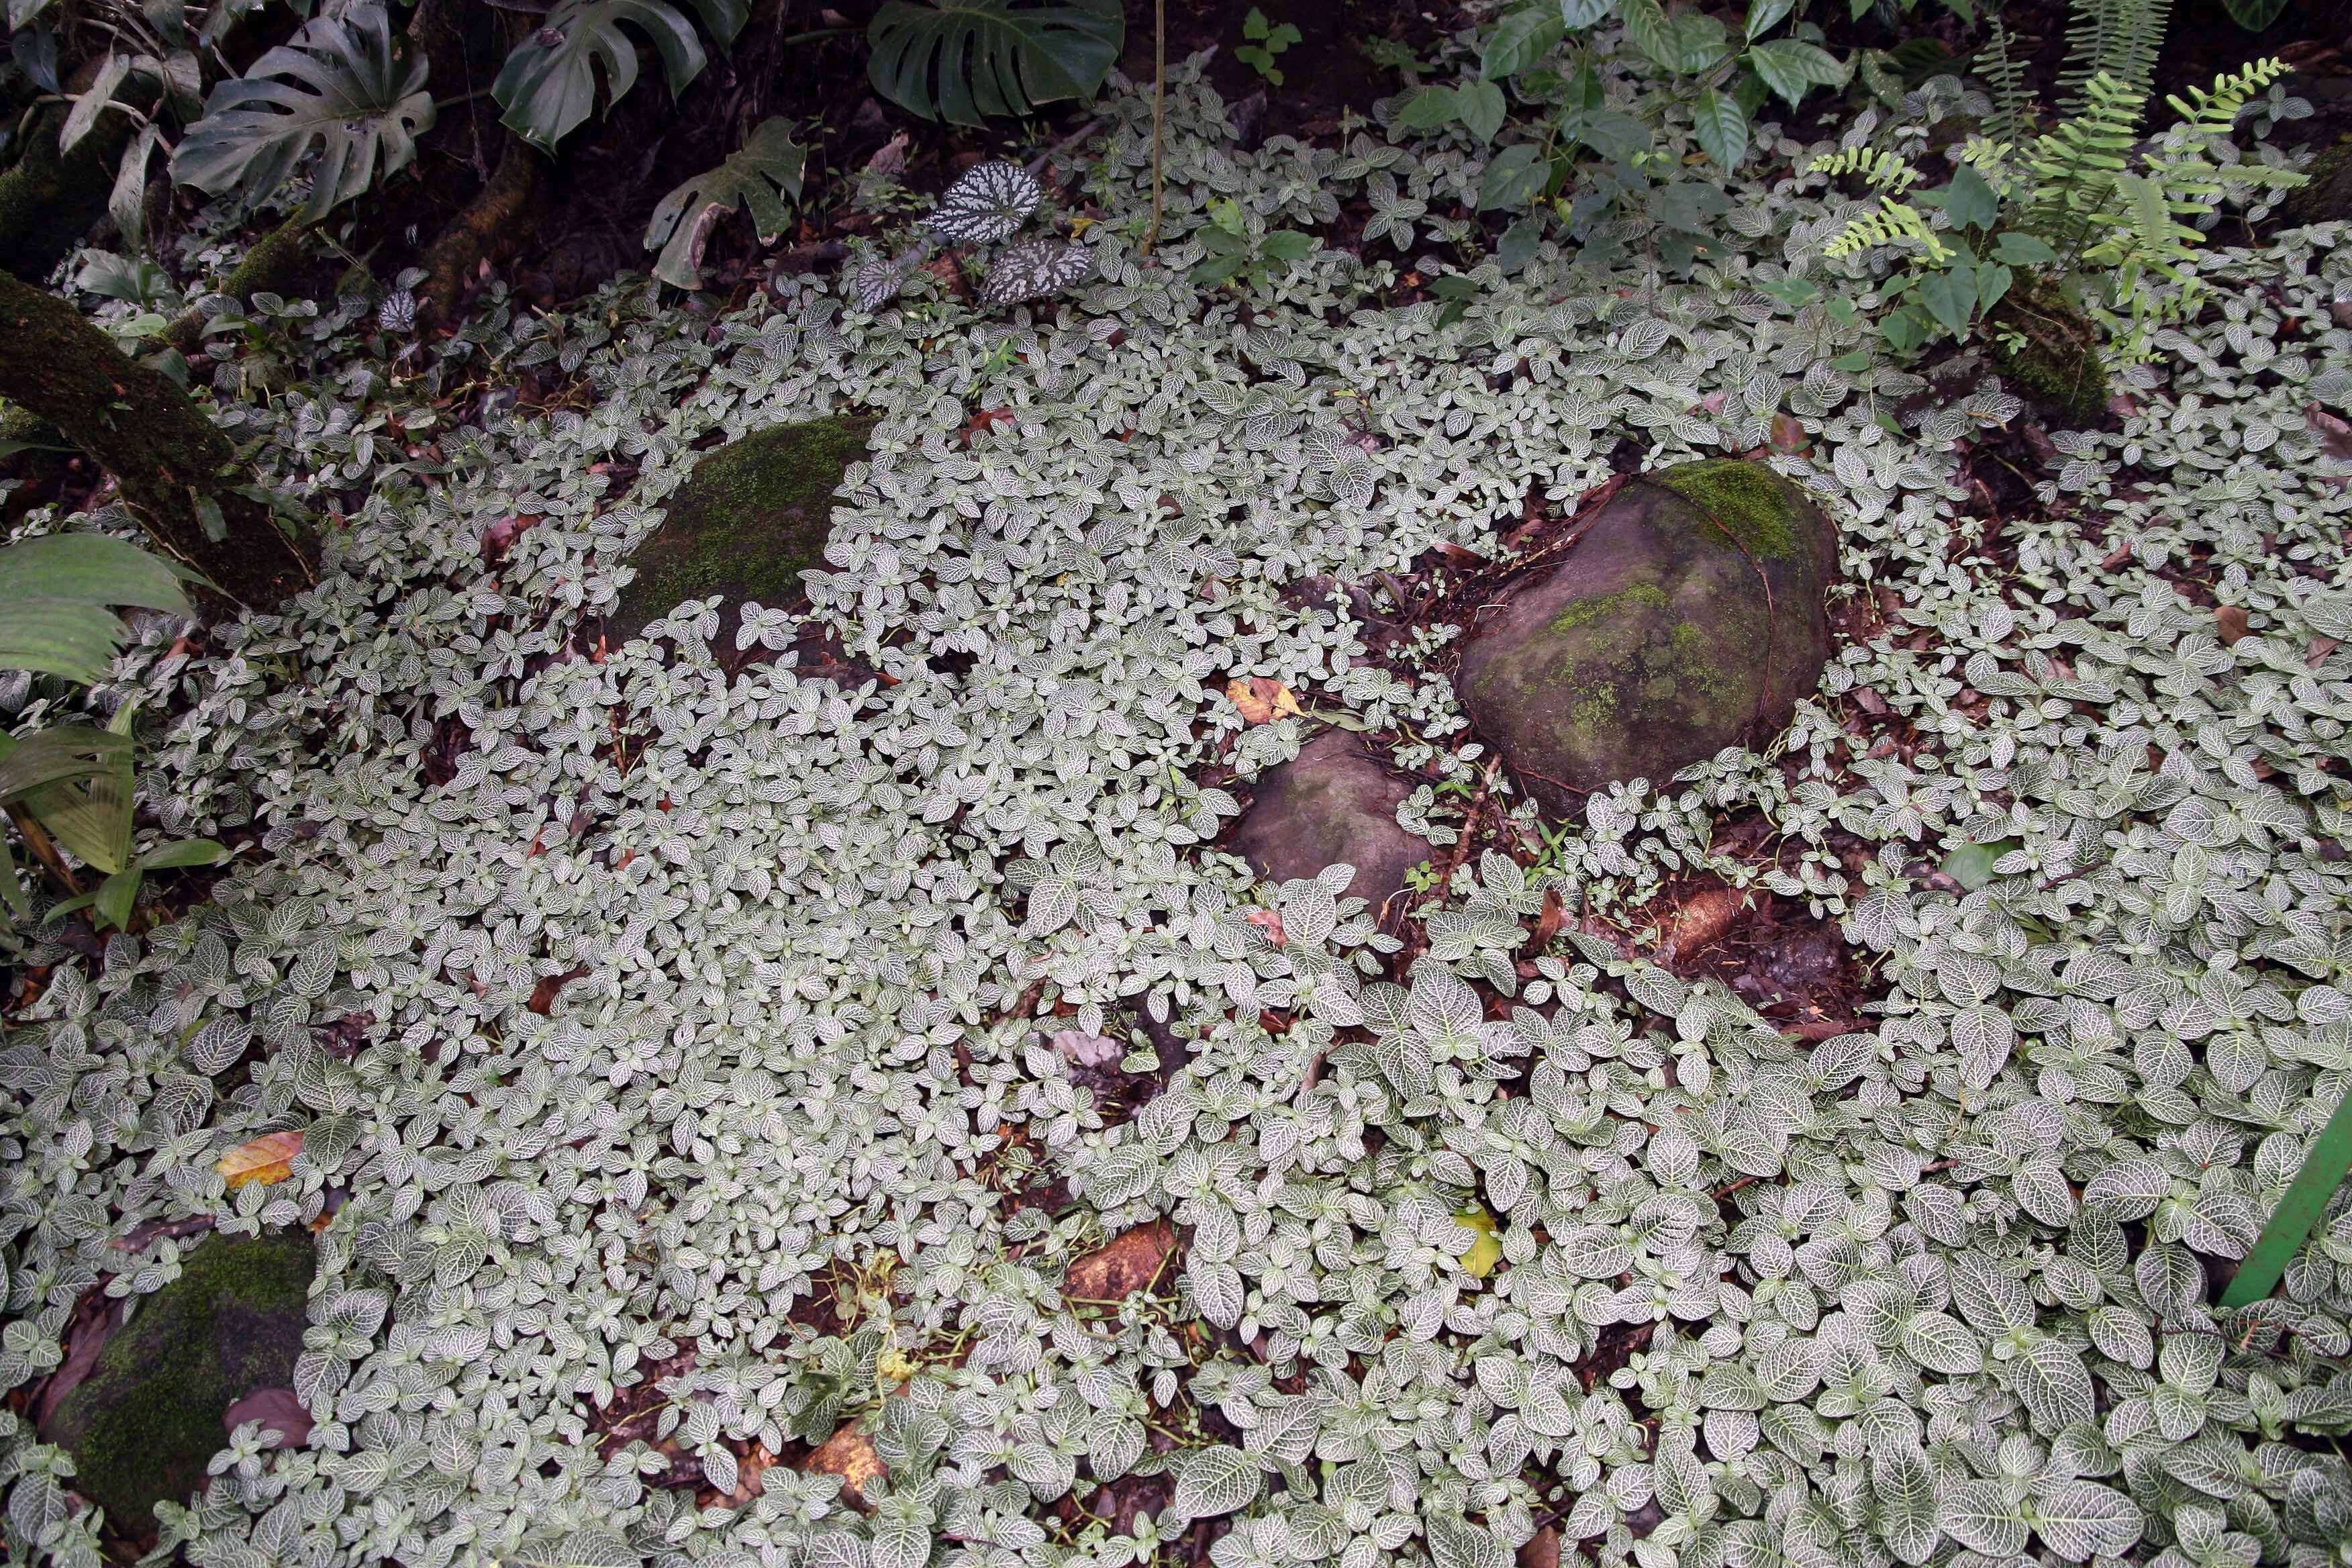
[1455,460,1836,808]
[1228,730,1434,910]
[806,1420,885,1506]
[1065,1220,1177,1303]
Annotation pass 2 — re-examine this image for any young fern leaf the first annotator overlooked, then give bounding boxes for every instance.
[1810,149,1947,263]
[2021,70,2146,254]
[2055,0,2171,119]
[1978,15,2031,150]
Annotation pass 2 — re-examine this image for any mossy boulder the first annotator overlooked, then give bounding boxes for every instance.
[43,1230,315,1537]
[1455,460,1836,805]
[1229,730,1434,910]
[612,414,873,642]
[1988,277,2108,427]
[2289,134,2351,226]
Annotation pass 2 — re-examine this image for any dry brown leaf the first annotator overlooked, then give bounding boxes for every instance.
[224,1387,313,1449]
[528,964,588,1016]
[217,1130,303,1190]
[2310,634,2343,668]
[1245,908,1287,946]
[1660,887,1760,963]
[1850,686,1889,716]
[2216,605,2250,646]
[2310,403,2352,461]
[805,1422,884,1507]
[1065,1220,1176,1304]
[1224,677,1303,725]
[1768,411,1810,453]
[1519,1525,1562,1568]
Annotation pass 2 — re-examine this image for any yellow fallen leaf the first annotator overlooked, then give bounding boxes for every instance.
[1224,677,1302,726]
[217,1130,303,1190]
[1456,1206,1503,1280]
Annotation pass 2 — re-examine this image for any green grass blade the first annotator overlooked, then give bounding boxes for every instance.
[2218,1085,2352,1309]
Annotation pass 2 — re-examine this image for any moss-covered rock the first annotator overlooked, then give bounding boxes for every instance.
[2288,134,2352,227]
[1455,459,1836,806]
[43,1230,315,1538]
[1988,277,2108,427]
[612,414,873,642]
[1228,730,1434,911]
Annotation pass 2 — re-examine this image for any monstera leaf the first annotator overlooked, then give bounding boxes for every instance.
[173,2,434,221]
[645,118,805,289]
[493,0,749,154]
[867,0,1123,126]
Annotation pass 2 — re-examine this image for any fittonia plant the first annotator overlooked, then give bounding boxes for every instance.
[0,54,2348,1568]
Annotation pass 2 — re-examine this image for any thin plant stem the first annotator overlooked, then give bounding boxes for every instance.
[1144,0,1165,255]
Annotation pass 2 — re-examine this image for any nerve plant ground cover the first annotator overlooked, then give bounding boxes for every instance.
[3,56,2352,1568]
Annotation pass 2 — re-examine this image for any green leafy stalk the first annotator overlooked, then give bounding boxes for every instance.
[2218,1089,2352,1310]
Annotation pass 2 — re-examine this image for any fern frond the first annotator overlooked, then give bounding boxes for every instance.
[2139,58,2308,214]
[1953,136,2024,199]
[1978,15,2032,149]
[2022,70,2146,253]
[2056,0,2171,118]
[1821,200,1953,263]
[1809,147,1923,192]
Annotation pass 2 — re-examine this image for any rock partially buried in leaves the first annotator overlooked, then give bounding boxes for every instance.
[805,1418,885,1506]
[43,1230,315,1536]
[1065,1220,1176,1303]
[1228,730,1434,912]
[1456,460,1836,805]
[612,413,873,643]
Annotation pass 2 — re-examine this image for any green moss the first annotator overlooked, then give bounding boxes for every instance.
[1547,580,1668,636]
[614,414,874,638]
[1989,278,2108,427]
[2288,135,2351,225]
[46,1231,315,1538]
[1646,460,1805,560]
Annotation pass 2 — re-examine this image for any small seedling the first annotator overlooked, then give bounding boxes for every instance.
[1236,7,1301,85]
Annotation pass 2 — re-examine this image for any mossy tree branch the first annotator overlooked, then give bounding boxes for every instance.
[0,270,313,610]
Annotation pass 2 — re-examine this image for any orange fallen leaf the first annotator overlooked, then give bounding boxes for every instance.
[1659,888,1760,963]
[1224,677,1303,725]
[217,1131,303,1190]
[1246,908,1286,945]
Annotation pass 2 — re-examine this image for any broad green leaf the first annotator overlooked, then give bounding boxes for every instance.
[1943,164,2000,230]
[1919,266,1979,339]
[59,52,130,153]
[494,0,747,153]
[173,3,435,220]
[1481,6,1563,79]
[136,838,228,871]
[1993,231,2061,265]
[1744,0,1796,39]
[1455,80,1506,144]
[1559,0,1612,23]
[645,118,804,289]
[0,728,132,805]
[1745,38,1845,106]
[1692,87,1748,168]
[866,0,1122,127]
[1496,214,1543,273]
[1396,85,1461,130]
[0,536,193,687]
[1476,144,1551,211]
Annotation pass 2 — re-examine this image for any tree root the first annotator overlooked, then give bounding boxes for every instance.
[418,133,546,324]
[164,217,313,360]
